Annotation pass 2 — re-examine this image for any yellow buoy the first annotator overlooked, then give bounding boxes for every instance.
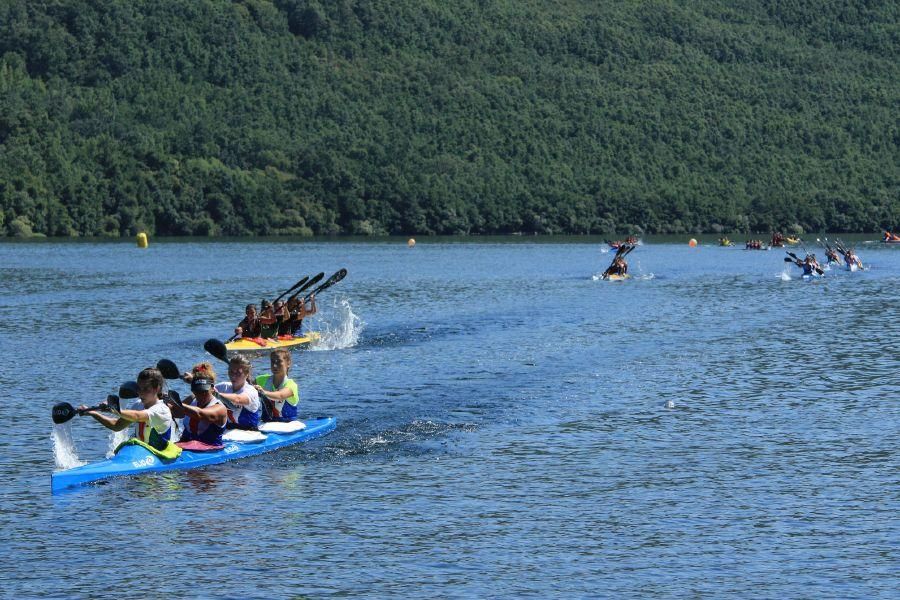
[688,238,698,247]
[136,232,149,248]
[407,238,416,248]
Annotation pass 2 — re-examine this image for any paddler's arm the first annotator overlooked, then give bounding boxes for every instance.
[253,383,293,401]
[80,406,129,431]
[179,401,227,426]
[115,407,151,423]
[215,389,252,407]
[305,294,317,316]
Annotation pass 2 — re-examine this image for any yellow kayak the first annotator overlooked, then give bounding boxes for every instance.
[225,332,320,354]
[606,274,631,281]
[784,237,801,245]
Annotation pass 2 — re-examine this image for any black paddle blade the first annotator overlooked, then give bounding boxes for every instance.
[118,381,140,399]
[305,268,348,301]
[203,338,229,363]
[157,359,180,380]
[165,390,184,409]
[784,257,794,262]
[106,394,122,413]
[52,402,77,424]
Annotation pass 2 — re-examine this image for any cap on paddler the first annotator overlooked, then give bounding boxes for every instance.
[191,377,213,392]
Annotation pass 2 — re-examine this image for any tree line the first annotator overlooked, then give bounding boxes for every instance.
[0,0,897,237]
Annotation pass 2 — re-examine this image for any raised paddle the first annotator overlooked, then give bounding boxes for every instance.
[286,272,325,303]
[203,338,230,364]
[119,381,140,399]
[301,268,348,303]
[272,275,310,304]
[157,359,181,381]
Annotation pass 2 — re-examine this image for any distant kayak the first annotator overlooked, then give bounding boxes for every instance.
[225,332,319,354]
[51,417,336,493]
[784,237,801,245]
[606,274,631,281]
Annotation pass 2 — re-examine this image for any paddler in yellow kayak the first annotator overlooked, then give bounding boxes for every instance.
[80,368,175,451]
[601,245,634,280]
[234,304,262,339]
[287,293,317,336]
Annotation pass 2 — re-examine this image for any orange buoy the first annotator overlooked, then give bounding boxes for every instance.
[407,238,416,248]
[688,238,698,247]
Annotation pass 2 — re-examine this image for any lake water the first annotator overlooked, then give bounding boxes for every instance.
[1,236,898,598]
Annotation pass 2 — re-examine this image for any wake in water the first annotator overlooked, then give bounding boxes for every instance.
[51,424,85,470]
[310,297,364,351]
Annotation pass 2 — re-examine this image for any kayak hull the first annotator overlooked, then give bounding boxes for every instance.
[225,332,319,354]
[606,274,631,281]
[51,417,336,493]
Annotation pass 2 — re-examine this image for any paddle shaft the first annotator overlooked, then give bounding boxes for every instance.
[302,268,347,303]
[272,275,309,304]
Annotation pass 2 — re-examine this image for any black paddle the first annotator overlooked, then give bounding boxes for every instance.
[287,272,325,303]
[301,268,348,303]
[203,338,230,364]
[157,359,181,381]
[119,381,140,399]
[785,251,824,275]
[272,275,310,304]
[51,400,111,424]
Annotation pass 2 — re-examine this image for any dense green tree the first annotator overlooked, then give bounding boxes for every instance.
[0,0,897,237]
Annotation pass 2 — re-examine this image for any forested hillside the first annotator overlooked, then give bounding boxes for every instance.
[1,0,898,237]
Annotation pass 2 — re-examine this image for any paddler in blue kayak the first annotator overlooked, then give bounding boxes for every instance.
[170,362,227,448]
[843,247,863,270]
[215,355,262,430]
[788,253,823,276]
[253,349,300,422]
[80,368,174,451]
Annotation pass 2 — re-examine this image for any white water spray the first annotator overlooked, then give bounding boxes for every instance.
[51,424,86,470]
[310,297,364,351]
[106,428,130,459]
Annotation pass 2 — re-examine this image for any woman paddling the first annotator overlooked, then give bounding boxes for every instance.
[170,362,227,448]
[253,349,300,423]
[234,304,261,339]
[80,368,174,451]
[287,293,317,336]
[216,355,261,431]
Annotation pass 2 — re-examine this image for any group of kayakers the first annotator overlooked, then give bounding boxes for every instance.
[745,239,767,250]
[79,348,301,452]
[235,294,317,340]
[884,231,900,243]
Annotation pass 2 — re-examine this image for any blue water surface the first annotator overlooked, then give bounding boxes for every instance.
[0,236,898,598]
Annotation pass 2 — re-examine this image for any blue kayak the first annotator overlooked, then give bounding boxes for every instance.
[51,417,336,493]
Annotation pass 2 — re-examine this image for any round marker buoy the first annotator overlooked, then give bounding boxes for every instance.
[407,238,416,248]
[688,238,697,247]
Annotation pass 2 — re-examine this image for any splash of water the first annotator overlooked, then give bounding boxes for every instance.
[106,428,131,458]
[779,269,792,281]
[310,297,363,351]
[51,424,86,470]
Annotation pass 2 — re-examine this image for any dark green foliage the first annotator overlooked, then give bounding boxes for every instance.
[1,0,897,237]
